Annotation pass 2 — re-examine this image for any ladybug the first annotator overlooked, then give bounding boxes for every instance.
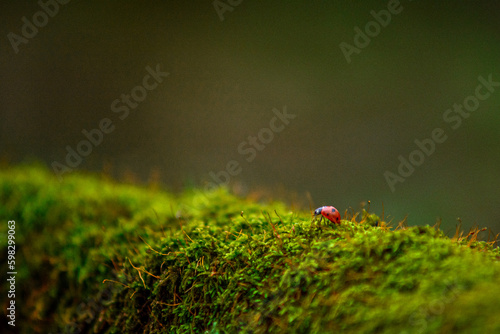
[314,206,341,224]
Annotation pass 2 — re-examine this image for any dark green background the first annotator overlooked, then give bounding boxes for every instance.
[1,1,499,235]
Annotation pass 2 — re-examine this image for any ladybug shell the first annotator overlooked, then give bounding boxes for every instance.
[319,206,341,224]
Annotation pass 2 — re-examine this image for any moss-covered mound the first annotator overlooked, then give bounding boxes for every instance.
[1,165,499,334]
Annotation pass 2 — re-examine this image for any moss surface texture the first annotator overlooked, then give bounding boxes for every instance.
[1,165,499,334]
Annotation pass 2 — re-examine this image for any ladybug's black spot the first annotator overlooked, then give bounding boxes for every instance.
[331,208,336,212]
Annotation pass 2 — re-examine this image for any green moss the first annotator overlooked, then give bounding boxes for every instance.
[0,165,499,333]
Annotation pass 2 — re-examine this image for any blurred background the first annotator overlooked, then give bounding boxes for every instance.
[1,1,499,235]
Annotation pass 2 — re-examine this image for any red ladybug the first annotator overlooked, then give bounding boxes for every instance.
[314,206,341,224]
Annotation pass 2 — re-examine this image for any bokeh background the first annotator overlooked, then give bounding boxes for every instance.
[1,1,499,235]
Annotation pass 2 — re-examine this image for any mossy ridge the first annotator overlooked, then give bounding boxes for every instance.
[112,213,499,333]
[0,165,498,334]
[0,165,175,333]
